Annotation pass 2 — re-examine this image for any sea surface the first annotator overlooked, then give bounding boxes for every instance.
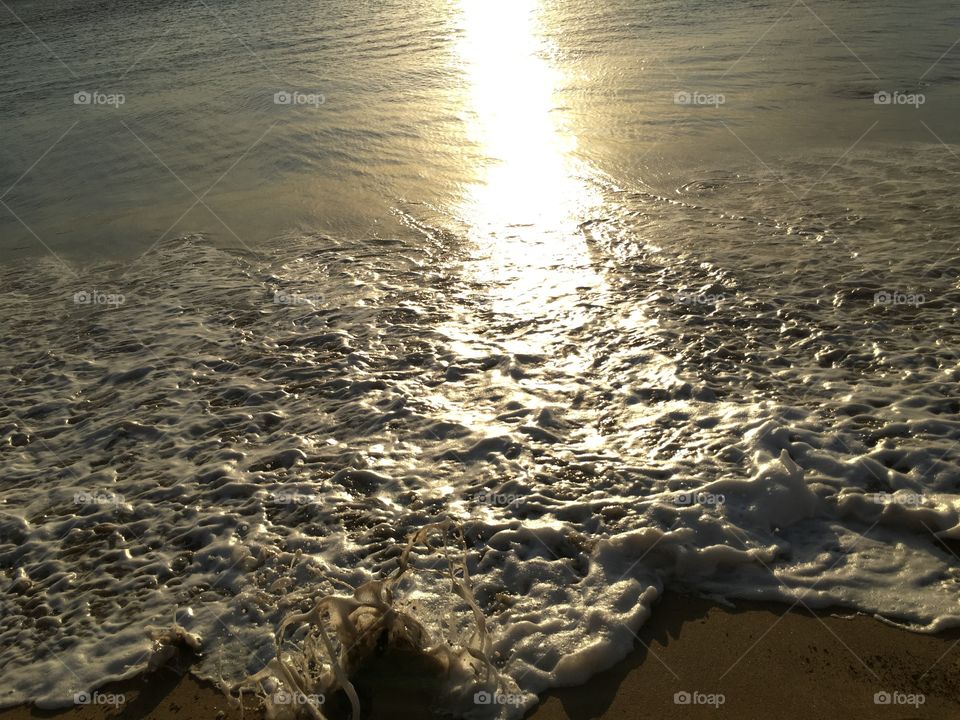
[2,0,960,716]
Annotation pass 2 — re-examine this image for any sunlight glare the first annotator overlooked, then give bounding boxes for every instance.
[454,0,606,351]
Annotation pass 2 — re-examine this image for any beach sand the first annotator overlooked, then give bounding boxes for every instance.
[3,592,957,720]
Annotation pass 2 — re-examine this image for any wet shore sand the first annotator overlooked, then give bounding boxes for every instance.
[3,592,957,720]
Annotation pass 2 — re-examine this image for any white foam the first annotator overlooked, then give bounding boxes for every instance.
[2,148,960,717]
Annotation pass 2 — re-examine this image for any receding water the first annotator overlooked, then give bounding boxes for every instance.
[2,0,960,716]
[4,0,960,259]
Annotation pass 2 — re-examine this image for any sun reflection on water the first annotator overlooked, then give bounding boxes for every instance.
[454,0,607,352]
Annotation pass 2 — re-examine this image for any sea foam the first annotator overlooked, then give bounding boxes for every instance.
[2,149,960,717]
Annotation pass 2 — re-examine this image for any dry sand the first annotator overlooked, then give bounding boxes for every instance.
[2,592,957,720]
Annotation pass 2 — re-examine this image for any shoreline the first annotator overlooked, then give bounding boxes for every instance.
[3,592,957,720]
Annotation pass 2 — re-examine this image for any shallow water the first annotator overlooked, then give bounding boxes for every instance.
[2,0,960,716]
[3,0,960,258]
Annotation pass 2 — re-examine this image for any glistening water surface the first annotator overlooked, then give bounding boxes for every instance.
[2,0,960,717]
[4,0,960,258]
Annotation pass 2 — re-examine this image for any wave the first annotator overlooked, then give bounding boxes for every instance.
[2,148,960,717]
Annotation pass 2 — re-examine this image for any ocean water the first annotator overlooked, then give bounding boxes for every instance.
[2,0,960,717]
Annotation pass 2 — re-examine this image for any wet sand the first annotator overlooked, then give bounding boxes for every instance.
[3,592,957,720]
[529,592,960,720]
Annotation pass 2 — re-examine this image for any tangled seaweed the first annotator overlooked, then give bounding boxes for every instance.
[234,521,517,719]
